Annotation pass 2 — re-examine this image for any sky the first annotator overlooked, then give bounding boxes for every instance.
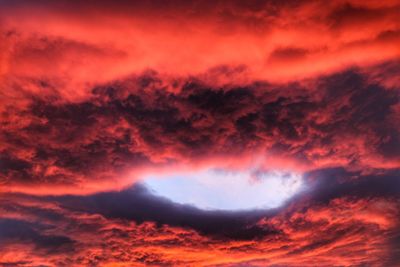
[143,169,304,210]
[0,0,399,266]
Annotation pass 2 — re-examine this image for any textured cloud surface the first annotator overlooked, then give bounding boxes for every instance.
[0,0,399,266]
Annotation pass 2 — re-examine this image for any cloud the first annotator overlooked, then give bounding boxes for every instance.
[51,184,277,240]
[0,1,399,265]
[0,0,399,91]
[0,218,75,253]
[0,168,398,266]
[1,67,399,193]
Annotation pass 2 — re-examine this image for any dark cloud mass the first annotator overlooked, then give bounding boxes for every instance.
[1,168,399,265]
[0,0,399,266]
[1,68,399,190]
[52,184,276,240]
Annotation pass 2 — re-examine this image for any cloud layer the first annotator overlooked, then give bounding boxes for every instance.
[0,0,399,266]
[1,67,399,194]
[1,168,399,266]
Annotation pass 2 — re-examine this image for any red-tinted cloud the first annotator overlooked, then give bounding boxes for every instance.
[1,169,399,266]
[1,68,399,194]
[1,0,399,92]
[0,0,399,266]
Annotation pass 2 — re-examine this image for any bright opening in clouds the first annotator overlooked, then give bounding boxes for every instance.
[143,169,304,210]
[1,0,399,265]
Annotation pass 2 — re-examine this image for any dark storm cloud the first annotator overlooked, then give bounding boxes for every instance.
[303,167,400,202]
[37,167,398,242]
[0,153,32,182]
[1,168,398,265]
[0,218,75,253]
[50,184,277,240]
[1,67,399,190]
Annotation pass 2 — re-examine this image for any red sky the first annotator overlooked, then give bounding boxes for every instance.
[0,0,399,266]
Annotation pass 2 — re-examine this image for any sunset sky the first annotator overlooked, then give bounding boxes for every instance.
[0,0,399,266]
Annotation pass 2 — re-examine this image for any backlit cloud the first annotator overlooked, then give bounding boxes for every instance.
[0,0,399,266]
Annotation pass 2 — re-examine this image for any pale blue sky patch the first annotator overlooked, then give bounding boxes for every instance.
[142,169,305,211]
